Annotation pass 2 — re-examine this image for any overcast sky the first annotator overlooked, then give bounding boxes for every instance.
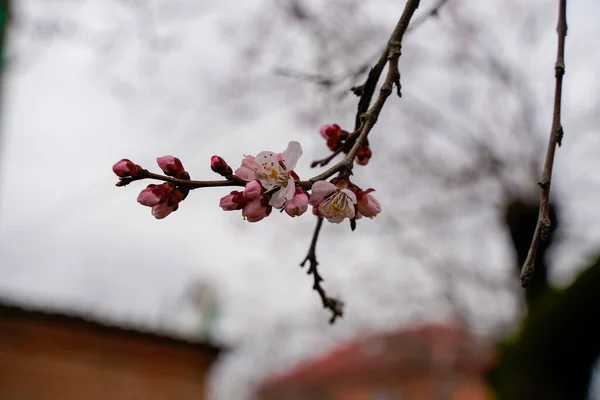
[2,1,600,399]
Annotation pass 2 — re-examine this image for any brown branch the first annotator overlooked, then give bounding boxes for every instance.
[310,148,343,168]
[116,169,247,189]
[298,0,422,323]
[520,0,568,287]
[300,217,343,323]
[304,0,421,188]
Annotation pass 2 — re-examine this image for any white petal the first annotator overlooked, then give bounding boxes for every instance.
[282,141,303,170]
[269,188,288,208]
[344,197,356,219]
[282,179,296,200]
[340,188,357,204]
[255,151,285,177]
[256,174,278,190]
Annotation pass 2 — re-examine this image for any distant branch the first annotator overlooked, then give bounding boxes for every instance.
[520,0,568,287]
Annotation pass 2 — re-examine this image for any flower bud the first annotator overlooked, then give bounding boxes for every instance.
[112,159,140,177]
[284,187,309,217]
[319,124,341,151]
[356,188,381,218]
[211,155,233,177]
[219,191,246,211]
[137,183,172,207]
[157,156,186,177]
[242,199,272,222]
[355,145,372,166]
[243,180,264,202]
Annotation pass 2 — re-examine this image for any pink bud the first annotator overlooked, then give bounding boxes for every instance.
[137,184,172,207]
[211,155,233,177]
[219,191,246,211]
[150,202,175,219]
[356,189,381,218]
[112,159,140,177]
[157,156,186,177]
[284,187,309,217]
[243,180,263,201]
[319,124,341,151]
[242,199,272,222]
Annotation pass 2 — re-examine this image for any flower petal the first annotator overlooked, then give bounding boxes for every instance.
[340,188,357,204]
[309,181,336,205]
[281,141,303,170]
[255,150,284,174]
[269,188,288,208]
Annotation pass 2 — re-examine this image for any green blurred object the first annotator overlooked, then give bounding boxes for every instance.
[0,0,10,72]
[490,257,600,400]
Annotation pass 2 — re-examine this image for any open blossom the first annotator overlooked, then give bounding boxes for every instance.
[310,180,357,223]
[284,187,309,217]
[112,159,140,177]
[249,141,303,208]
[356,189,381,218]
[235,155,260,180]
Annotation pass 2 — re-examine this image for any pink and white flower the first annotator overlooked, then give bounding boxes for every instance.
[310,180,357,223]
[356,189,381,218]
[249,141,303,208]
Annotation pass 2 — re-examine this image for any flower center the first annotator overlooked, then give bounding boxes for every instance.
[321,191,353,216]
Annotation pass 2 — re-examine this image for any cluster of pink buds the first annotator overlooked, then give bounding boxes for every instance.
[319,123,373,166]
[112,156,190,219]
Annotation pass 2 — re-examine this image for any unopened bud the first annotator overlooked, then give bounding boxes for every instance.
[211,155,233,177]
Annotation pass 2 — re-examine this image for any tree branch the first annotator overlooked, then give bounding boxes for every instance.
[299,0,422,323]
[300,217,344,324]
[520,0,568,287]
[116,169,246,189]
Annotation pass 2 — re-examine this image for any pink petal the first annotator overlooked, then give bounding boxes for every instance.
[309,181,336,205]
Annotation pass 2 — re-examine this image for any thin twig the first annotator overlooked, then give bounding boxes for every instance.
[310,148,343,168]
[300,217,343,323]
[306,0,421,186]
[116,169,246,189]
[520,0,568,287]
[299,0,422,323]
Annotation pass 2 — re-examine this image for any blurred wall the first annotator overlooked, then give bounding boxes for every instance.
[0,302,221,400]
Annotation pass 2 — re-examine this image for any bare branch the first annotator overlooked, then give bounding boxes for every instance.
[300,217,344,324]
[520,0,568,287]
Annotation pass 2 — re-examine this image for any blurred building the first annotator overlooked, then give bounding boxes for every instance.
[0,300,222,400]
[257,323,495,400]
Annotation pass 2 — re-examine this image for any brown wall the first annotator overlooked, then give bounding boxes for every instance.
[260,374,493,400]
[0,306,220,400]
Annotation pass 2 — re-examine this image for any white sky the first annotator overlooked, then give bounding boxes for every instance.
[2,1,600,399]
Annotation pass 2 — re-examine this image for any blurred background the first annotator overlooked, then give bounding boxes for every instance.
[1,0,600,399]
